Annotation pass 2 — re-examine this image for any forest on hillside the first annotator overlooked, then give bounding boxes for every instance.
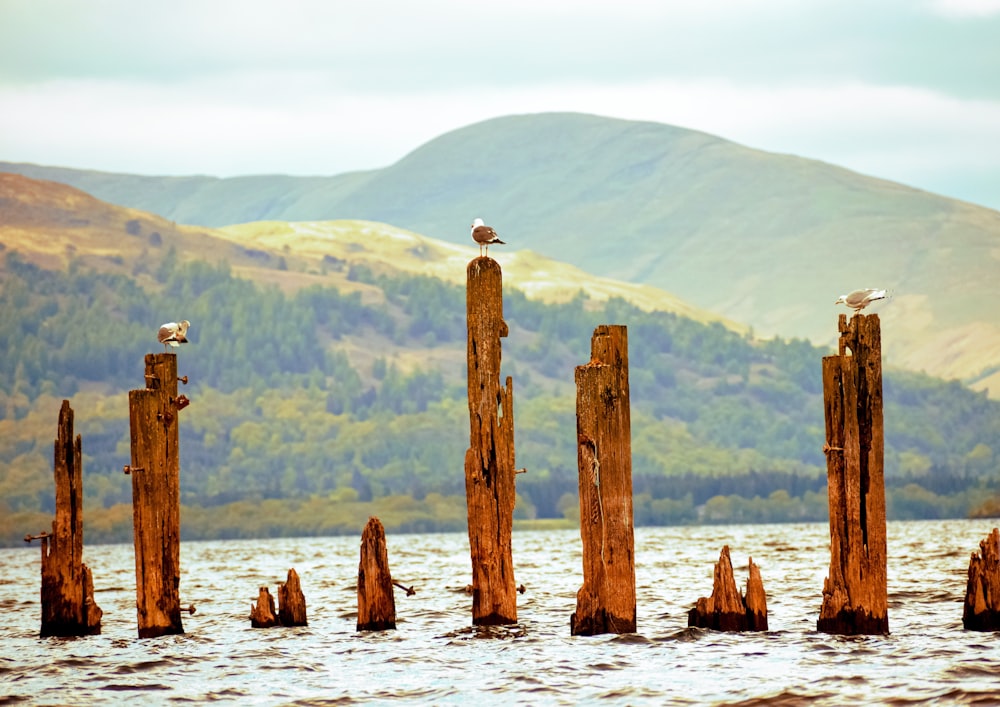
[1,249,998,545]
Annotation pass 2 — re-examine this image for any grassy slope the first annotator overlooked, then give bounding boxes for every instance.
[4,112,1000,390]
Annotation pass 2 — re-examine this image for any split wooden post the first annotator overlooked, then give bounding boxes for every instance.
[250,587,279,628]
[962,527,1000,630]
[278,568,308,627]
[687,546,768,632]
[357,517,396,631]
[818,313,888,635]
[464,256,518,626]
[571,325,636,635]
[36,400,102,637]
[128,353,188,638]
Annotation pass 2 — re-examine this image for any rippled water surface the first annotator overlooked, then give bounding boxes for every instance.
[2,520,999,705]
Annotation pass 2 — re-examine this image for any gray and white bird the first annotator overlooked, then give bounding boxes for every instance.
[834,288,887,312]
[471,218,505,257]
[158,320,191,351]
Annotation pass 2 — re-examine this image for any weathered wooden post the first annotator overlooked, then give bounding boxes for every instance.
[688,546,768,631]
[278,568,308,627]
[464,256,518,626]
[963,527,1000,631]
[357,517,396,631]
[571,325,636,635]
[128,353,189,638]
[818,313,888,635]
[250,587,279,628]
[33,400,102,637]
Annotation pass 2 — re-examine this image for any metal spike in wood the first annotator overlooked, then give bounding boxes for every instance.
[571,325,636,635]
[357,517,396,631]
[128,353,185,638]
[464,256,518,626]
[278,568,308,627]
[818,313,888,635]
[963,527,1000,630]
[39,400,102,637]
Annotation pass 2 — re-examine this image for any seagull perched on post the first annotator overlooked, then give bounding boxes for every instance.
[471,218,505,257]
[158,320,191,351]
[834,288,887,312]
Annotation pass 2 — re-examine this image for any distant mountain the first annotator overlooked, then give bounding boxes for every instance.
[0,172,731,329]
[4,171,999,545]
[5,112,1000,393]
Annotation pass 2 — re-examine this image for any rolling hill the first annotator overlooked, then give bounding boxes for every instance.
[2,171,999,545]
[3,112,1000,394]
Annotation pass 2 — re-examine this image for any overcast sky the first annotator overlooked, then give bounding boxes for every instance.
[1,0,998,208]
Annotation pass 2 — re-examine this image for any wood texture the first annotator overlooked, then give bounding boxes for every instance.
[278,568,308,627]
[250,587,279,628]
[818,313,888,635]
[464,256,518,626]
[571,325,636,635]
[128,353,185,638]
[39,400,102,637]
[687,546,768,632]
[357,517,396,631]
[963,528,1000,631]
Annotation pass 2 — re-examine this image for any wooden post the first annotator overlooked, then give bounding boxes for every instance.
[357,517,396,631]
[464,256,518,626]
[818,313,888,635]
[38,400,102,637]
[278,568,308,627]
[250,587,279,628]
[687,546,768,632]
[571,325,636,635]
[963,528,1000,631]
[128,353,187,638]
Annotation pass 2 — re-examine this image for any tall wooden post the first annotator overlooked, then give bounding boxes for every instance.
[357,517,396,631]
[38,400,102,637]
[818,313,888,635]
[128,353,187,638]
[571,325,636,635]
[464,256,517,626]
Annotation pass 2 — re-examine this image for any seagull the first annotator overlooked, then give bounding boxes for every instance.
[158,320,191,351]
[835,288,887,312]
[471,218,505,257]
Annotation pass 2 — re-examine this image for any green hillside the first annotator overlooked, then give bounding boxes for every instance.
[2,177,999,546]
[4,112,1000,393]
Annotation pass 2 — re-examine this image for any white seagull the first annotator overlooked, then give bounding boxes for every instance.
[834,288,887,312]
[158,320,191,351]
[471,218,505,257]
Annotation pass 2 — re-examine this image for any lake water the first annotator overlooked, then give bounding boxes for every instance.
[1,520,998,705]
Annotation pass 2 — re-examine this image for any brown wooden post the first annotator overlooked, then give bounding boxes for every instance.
[818,313,888,635]
[687,546,768,632]
[464,256,518,626]
[963,527,1000,631]
[128,353,187,638]
[357,517,396,631]
[278,568,308,627]
[571,325,636,635]
[38,400,102,637]
[250,587,279,628]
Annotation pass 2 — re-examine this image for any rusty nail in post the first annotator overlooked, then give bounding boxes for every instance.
[181,604,197,615]
[123,465,145,475]
[24,532,51,543]
[392,580,416,596]
[515,467,527,474]
[179,376,189,385]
